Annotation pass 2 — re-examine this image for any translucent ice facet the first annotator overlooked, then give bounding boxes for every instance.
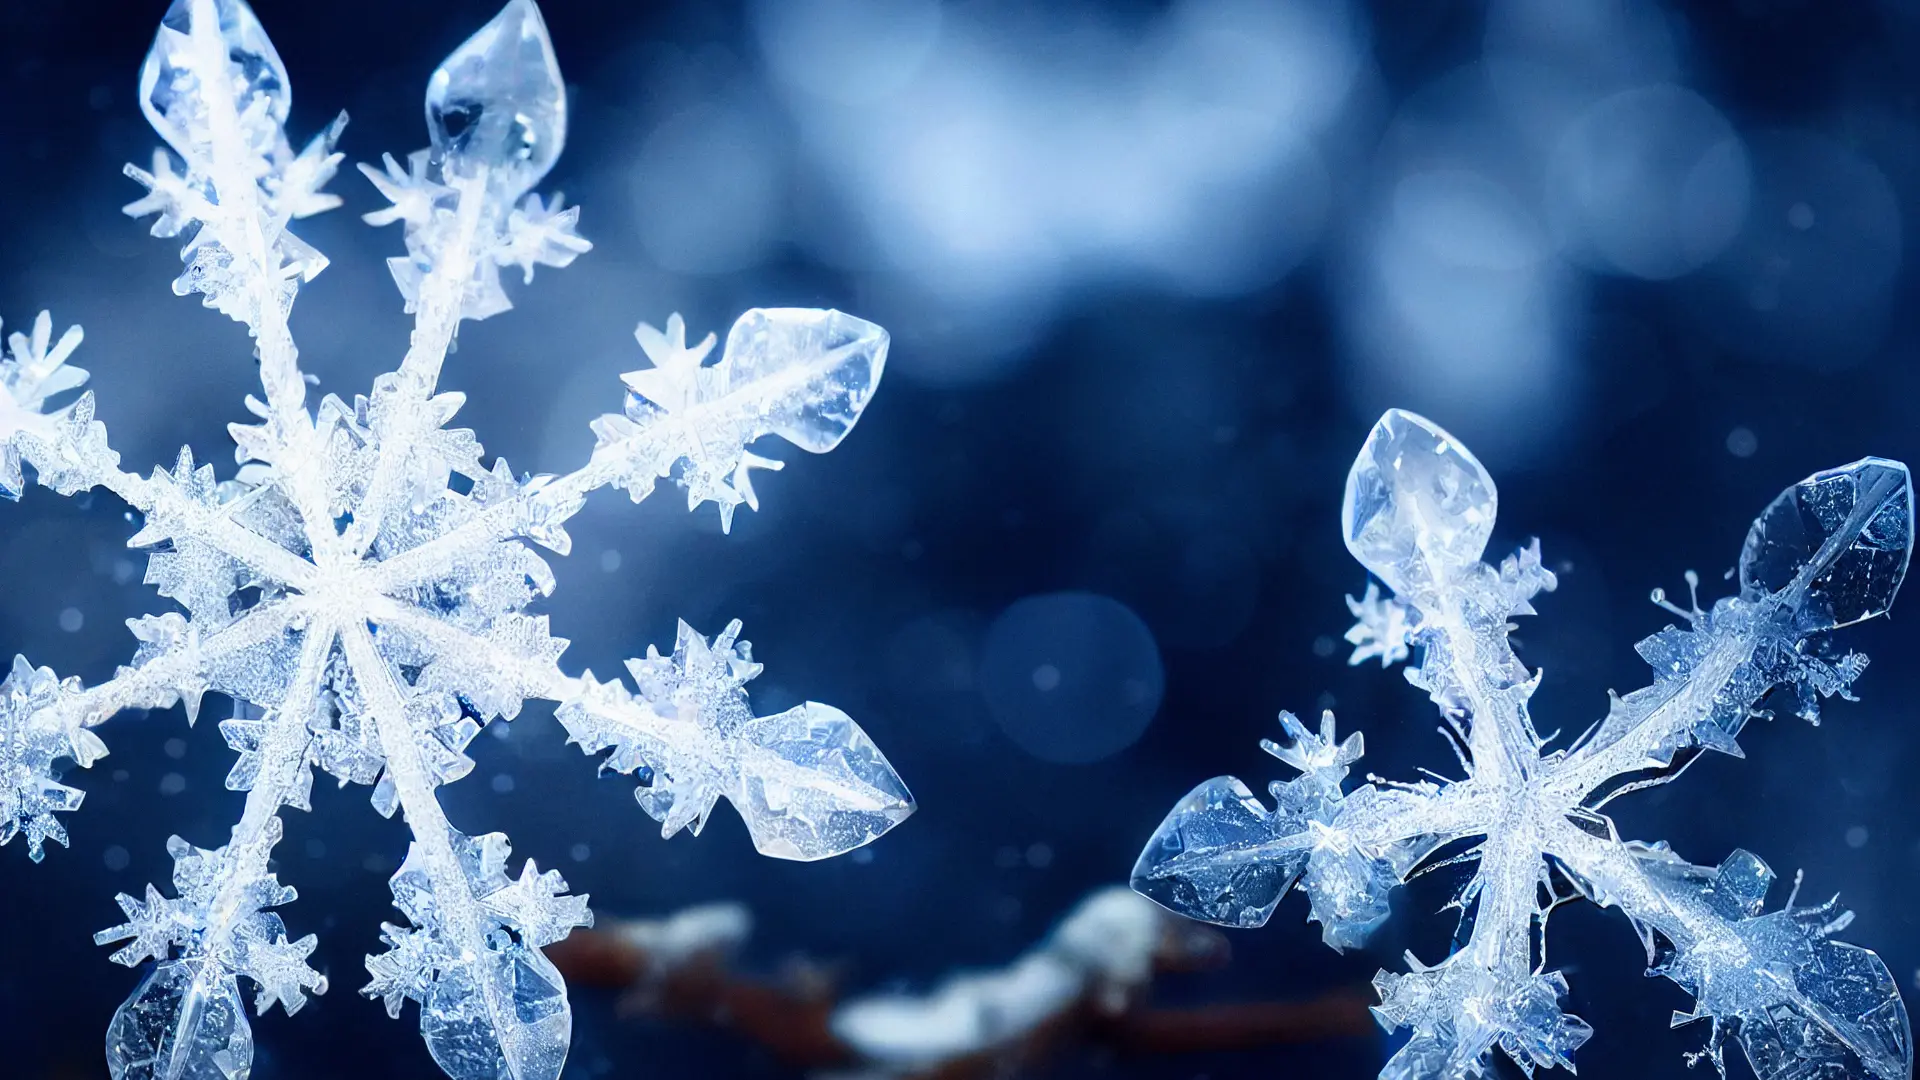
[735,702,915,861]
[1133,712,1427,948]
[1342,409,1496,591]
[0,655,92,862]
[1374,960,1590,1080]
[594,309,889,528]
[367,829,581,1080]
[556,622,915,862]
[140,0,290,159]
[1131,775,1301,928]
[105,958,254,1080]
[426,0,566,199]
[419,946,571,1080]
[1739,457,1913,631]
[711,308,889,453]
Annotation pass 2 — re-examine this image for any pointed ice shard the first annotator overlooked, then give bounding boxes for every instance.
[1131,774,1300,928]
[711,308,890,454]
[426,0,566,199]
[416,946,571,1080]
[139,0,290,159]
[734,702,915,861]
[105,958,254,1080]
[1739,457,1913,631]
[1342,409,1496,592]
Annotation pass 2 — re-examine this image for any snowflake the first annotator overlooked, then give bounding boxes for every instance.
[0,2,912,1079]
[1132,409,1914,1079]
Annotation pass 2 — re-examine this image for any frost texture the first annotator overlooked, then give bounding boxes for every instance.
[1132,409,1914,1079]
[0,2,910,1078]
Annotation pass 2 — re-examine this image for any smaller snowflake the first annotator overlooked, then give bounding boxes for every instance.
[1133,409,1914,1080]
[1343,581,1419,667]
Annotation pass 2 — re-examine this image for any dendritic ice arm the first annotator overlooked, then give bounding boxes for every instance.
[364,304,890,605]
[343,618,589,1080]
[1,601,301,862]
[93,624,332,1078]
[125,0,342,432]
[1133,409,1914,1080]
[1550,457,1912,803]
[556,620,913,861]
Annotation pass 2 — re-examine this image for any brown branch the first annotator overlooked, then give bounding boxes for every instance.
[550,894,1377,1076]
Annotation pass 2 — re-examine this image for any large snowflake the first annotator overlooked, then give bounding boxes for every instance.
[0,2,912,1078]
[1132,409,1913,1079]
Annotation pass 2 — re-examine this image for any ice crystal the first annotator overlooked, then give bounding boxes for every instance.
[0,2,911,1078]
[1132,409,1914,1079]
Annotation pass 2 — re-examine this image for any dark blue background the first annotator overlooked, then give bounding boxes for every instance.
[3,1,1919,1077]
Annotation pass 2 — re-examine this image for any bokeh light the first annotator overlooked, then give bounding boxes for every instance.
[978,592,1165,764]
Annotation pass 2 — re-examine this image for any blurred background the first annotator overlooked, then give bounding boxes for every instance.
[2,0,1919,1076]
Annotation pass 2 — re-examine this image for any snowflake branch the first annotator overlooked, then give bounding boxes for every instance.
[23,598,304,767]
[367,308,889,596]
[340,620,573,1068]
[1542,818,1702,950]
[363,594,576,704]
[341,171,492,557]
[176,0,309,414]
[134,0,346,561]
[193,627,331,999]
[93,625,331,1040]
[1550,457,1910,804]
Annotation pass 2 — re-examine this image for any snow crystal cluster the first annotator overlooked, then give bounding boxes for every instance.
[0,2,911,1078]
[1132,409,1914,1079]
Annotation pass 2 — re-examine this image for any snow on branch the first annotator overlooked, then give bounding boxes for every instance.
[548,887,1376,1078]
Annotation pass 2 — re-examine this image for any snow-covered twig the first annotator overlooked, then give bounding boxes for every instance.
[550,886,1375,1079]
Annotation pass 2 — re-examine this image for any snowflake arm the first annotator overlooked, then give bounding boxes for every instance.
[128,0,339,421]
[556,620,913,861]
[341,619,589,1080]
[0,596,305,863]
[1133,409,1913,1080]
[92,627,332,1076]
[1550,458,1911,804]
[0,311,88,496]
[366,305,890,601]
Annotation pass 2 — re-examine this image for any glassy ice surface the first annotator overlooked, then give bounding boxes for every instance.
[1133,408,1915,1079]
[426,0,566,199]
[0,2,909,1078]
